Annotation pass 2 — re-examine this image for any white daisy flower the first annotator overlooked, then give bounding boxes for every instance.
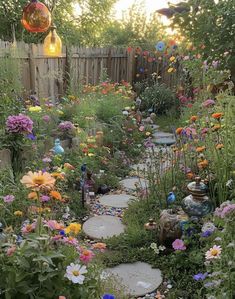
[64,263,87,284]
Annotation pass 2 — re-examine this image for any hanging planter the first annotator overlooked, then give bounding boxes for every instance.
[21,0,51,33]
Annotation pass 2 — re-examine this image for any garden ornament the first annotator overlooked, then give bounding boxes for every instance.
[22,0,51,33]
[182,177,214,217]
[53,138,64,155]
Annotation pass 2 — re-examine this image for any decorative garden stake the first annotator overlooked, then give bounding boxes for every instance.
[81,163,87,207]
[182,177,214,217]
[21,0,51,33]
[43,25,62,57]
[53,138,64,155]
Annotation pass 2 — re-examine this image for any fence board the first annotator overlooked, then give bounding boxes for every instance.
[0,40,181,99]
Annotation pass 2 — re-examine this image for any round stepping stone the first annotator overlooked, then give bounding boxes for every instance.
[120,178,148,190]
[153,131,175,138]
[154,137,176,146]
[104,262,162,297]
[99,194,135,208]
[83,215,125,239]
[131,163,148,172]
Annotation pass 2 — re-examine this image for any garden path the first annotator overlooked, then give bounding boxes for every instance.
[83,124,176,298]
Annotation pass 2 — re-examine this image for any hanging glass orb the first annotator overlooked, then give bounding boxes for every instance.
[21,0,51,33]
[43,26,62,57]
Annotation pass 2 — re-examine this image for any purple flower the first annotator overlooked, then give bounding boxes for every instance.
[172,239,186,251]
[214,201,235,218]
[193,273,208,281]
[221,204,235,218]
[6,114,33,134]
[40,195,50,202]
[212,60,219,69]
[201,230,213,238]
[27,133,36,141]
[42,115,51,122]
[58,121,75,131]
[42,157,52,163]
[202,99,215,108]
[144,138,155,148]
[3,195,15,203]
[102,295,116,299]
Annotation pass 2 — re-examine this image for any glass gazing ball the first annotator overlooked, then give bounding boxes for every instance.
[21,0,51,33]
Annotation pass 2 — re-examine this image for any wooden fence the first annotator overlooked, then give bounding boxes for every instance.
[0,40,182,99]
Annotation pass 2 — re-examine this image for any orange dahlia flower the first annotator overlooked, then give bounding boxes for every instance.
[198,159,209,169]
[50,190,62,201]
[190,115,198,122]
[176,127,183,135]
[196,146,206,153]
[216,143,224,150]
[212,113,223,119]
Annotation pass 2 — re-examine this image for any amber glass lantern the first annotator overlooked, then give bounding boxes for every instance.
[43,26,62,57]
[21,0,51,33]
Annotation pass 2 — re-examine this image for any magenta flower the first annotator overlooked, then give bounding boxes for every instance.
[58,121,75,131]
[172,239,186,251]
[6,114,33,134]
[202,99,215,108]
[214,201,235,218]
[79,249,95,263]
[42,115,51,122]
[3,195,15,203]
[40,195,50,202]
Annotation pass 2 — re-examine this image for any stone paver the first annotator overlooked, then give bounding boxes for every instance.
[153,137,176,146]
[153,131,175,139]
[83,215,125,239]
[104,262,162,297]
[120,178,149,190]
[99,194,135,208]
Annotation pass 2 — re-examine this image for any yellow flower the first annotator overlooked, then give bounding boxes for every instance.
[168,67,175,73]
[14,210,23,216]
[88,153,95,157]
[29,106,42,113]
[145,131,151,136]
[65,223,81,235]
[21,171,55,191]
[68,95,76,101]
[87,138,96,143]
[170,56,176,62]
[57,110,64,115]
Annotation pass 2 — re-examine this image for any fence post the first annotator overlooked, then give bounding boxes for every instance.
[127,49,136,84]
[63,46,71,95]
[28,44,36,94]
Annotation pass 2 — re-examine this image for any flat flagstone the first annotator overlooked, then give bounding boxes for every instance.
[153,137,176,146]
[99,194,135,208]
[131,163,149,172]
[120,177,149,190]
[153,131,175,139]
[104,262,162,297]
[83,215,125,239]
[151,124,160,130]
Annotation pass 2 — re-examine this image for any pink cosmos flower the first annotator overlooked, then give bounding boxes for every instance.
[172,239,186,251]
[40,195,50,202]
[6,245,16,256]
[45,220,64,231]
[21,222,36,234]
[42,115,51,122]
[139,125,145,132]
[62,237,79,246]
[202,99,215,108]
[79,249,95,263]
[3,195,15,203]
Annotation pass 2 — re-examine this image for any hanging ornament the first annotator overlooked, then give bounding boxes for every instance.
[21,0,51,33]
[43,25,62,57]
[155,41,165,52]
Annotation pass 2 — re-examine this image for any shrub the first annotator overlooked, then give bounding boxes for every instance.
[140,83,179,115]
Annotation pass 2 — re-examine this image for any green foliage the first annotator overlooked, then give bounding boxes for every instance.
[140,83,179,115]
[0,234,102,299]
[102,3,165,49]
[171,0,235,81]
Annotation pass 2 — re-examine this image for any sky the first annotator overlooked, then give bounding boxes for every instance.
[74,0,181,21]
[114,0,181,19]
